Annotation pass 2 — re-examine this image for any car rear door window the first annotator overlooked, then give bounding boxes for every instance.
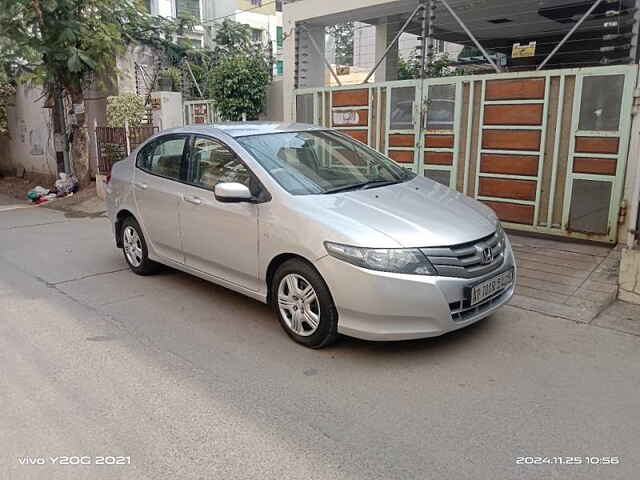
[187,136,251,189]
[137,136,187,181]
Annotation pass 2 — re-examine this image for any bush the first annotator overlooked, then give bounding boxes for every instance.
[208,54,270,121]
[106,93,147,128]
[0,78,15,135]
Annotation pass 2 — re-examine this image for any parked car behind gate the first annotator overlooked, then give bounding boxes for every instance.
[106,123,516,348]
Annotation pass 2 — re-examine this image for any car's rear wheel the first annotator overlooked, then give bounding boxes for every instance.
[272,259,338,348]
[121,217,159,275]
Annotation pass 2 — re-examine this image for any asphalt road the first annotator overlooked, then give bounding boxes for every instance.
[1,200,639,479]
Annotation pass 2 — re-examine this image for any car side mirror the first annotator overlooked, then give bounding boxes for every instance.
[214,182,253,203]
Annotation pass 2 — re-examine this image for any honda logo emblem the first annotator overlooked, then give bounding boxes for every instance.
[481,247,493,265]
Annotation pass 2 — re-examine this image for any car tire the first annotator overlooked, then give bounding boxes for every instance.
[272,259,339,349]
[121,217,160,276]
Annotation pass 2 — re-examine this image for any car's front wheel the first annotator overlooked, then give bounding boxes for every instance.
[272,259,338,348]
[121,217,159,275]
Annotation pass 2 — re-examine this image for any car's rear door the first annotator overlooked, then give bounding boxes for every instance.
[179,135,261,291]
[133,134,189,263]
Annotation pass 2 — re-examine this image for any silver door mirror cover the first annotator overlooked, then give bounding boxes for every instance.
[214,182,253,203]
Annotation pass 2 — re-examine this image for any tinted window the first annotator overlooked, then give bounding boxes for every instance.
[137,136,187,180]
[187,137,250,189]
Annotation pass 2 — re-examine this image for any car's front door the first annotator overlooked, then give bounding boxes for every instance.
[133,134,189,263]
[179,135,261,292]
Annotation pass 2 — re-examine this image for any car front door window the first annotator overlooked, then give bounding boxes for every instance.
[138,137,187,181]
[188,137,251,189]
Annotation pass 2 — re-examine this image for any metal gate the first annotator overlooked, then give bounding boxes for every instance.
[96,125,158,175]
[184,100,218,125]
[294,65,638,243]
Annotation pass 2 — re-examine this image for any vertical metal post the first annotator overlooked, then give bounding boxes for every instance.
[300,24,342,87]
[537,0,604,70]
[124,119,131,155]
[547,75,566,228]
[426,0,435,77]
[418,1,428,78]
[463,80,474,195]
[629,0,640,63]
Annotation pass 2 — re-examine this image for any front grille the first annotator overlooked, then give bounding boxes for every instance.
[420,228,505,279]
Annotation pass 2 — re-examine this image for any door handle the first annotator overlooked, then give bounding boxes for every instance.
[135,182,148,190]
[183,195,202,205]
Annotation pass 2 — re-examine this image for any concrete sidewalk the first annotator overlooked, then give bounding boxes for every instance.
[509,232,625,325]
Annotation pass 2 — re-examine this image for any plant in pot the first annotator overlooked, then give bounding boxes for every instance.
[157,67,182,92]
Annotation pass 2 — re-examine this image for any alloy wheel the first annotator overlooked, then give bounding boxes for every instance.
[277,273,321,336]
[123,225,143,268]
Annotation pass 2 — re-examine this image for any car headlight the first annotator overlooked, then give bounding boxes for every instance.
[324,242,436,275]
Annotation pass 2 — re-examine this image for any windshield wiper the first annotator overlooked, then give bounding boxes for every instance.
[360,180,401,190]
[323,179,401,194]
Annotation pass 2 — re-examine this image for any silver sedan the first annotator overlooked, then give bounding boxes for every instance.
[106,123,515,348]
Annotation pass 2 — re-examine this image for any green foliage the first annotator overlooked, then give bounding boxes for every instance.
[200,20,271,119]
[212,19,257,57]
[0,81,15,135]
[0,0,193,98]
[182,48,217,99]
[158,67,183,92]
[397,51,463,80]
[107,94,147,128]
[327,23,354,65]
[209,55,270,121]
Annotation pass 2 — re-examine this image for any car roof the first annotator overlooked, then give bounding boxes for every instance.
[163,122,327,139]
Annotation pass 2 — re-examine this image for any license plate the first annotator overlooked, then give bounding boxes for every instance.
[470,269,513,306]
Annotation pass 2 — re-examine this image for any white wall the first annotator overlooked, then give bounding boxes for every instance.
[0,84,57,177]
[235,10,282,45]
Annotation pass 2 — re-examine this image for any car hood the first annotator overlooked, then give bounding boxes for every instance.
[294,176,497,248]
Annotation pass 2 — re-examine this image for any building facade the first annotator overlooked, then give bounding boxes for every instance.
[146,0,284,76]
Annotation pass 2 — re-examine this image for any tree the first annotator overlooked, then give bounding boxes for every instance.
[209,55,270,121]
[206,20,271,121]
[327,23,354,66]
[0,0,191,184]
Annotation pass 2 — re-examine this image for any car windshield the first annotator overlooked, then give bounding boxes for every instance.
[236,130,415,195]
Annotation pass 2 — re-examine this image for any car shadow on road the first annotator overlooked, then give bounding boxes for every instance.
[153,265,497,364]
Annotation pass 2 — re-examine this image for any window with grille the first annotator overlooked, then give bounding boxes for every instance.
[176,0,200,20]
[251,28,263,43]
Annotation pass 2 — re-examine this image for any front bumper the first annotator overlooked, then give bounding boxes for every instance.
[315,237,516,341]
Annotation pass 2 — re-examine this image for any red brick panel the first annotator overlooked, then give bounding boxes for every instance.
[575,136,619,154]
[388,134,415,147]
[480,154,539,176]
[425,135,454,148]
[484,104,543,126]
[388,150,414,163]
[482,129,541,151]
[339,129,368,144]
[424,152,453,165]
[483,201,535,225]
[479,177,537,201]
[332,89,369,107]
[573,157,617,175]
[485,78,545,100]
